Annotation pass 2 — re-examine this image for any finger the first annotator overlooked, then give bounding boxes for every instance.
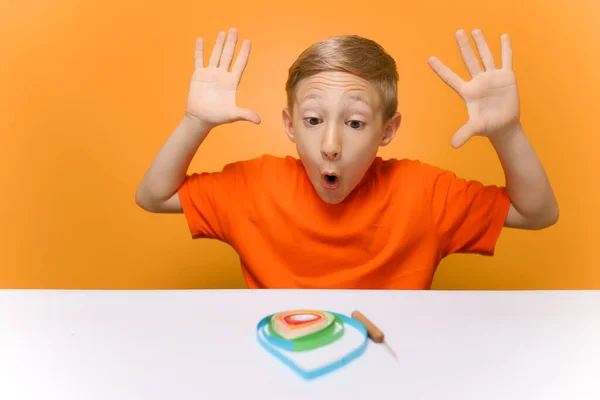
[455,29,483,77]
[451,121,478,148]
[209,31,226,67]
[232,39,252,84]
[501,33,512,70]
[471,29,496,71]
[194,38,204,70]
[235,107,261,124]
[219,28,238,70]
[428,56,465,94]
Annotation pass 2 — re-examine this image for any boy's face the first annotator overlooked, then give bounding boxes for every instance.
[282,71,401,204]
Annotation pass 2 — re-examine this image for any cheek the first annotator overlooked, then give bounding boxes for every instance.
[343,132,380,159]
[294,132,321,168]
[294,129,320,153]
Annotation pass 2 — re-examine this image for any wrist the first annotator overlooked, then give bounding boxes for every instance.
[489,121,524,148]
[182,113,214,134]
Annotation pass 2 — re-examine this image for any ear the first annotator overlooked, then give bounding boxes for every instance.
[380,112,401,147]
[281,108,295,143]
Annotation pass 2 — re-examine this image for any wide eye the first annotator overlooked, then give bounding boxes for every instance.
[347,120,365,129]
[303,117,322,127]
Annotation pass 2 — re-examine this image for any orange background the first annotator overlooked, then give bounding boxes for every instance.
[1,0,598,289]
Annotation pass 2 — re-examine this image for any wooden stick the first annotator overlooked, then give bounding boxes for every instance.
[351,310,385,343]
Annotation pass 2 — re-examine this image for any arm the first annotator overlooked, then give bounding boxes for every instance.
[491,123,558,229]
[135,28,260,213]
[135,116,211,213]
[428,28,558,230]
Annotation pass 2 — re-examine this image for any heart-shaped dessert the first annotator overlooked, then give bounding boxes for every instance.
[272,310,333,339]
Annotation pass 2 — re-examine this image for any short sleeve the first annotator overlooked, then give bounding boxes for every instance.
[421,163,511,258]
[177,157,263,242]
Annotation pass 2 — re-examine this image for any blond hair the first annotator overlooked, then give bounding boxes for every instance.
[285,35,399,121]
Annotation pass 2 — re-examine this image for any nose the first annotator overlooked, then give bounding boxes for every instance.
[321,126,341,161]
[321,143,341,161]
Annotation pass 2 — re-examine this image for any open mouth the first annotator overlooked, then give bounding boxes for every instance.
[322,173,340,190]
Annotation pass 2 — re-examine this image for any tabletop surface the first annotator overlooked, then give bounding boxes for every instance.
[1,289,599,400]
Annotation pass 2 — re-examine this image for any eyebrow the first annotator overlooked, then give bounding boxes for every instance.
[347,94,370,106]
[299,93,371,106]
[300,93,322,104]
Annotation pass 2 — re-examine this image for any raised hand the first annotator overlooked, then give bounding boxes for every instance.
[428,29,520,148]
[185,28,261,129]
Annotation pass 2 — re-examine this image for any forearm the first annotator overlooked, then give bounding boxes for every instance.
[490,123,559,228]
[136,115,211,208]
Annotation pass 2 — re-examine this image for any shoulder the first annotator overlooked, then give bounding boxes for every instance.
[230,153,299,168]
[377,158,508,210]
[217,154,301,176]
[370,157,476,202]
[253,154,301,169]
[204,154,303,197]
[371,157,447,184]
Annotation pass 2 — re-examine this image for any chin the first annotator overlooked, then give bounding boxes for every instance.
[319,194,346,204]
[316,186,351,205]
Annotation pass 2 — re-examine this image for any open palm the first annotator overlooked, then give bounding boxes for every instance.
[428,29,520,148]
[185,28,260,128]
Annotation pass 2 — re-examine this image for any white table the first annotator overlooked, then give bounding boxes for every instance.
[1,289,599,400]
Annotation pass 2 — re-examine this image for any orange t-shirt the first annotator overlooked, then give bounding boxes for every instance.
[177,154,511,289]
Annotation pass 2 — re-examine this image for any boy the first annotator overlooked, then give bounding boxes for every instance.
[135,28,558,289]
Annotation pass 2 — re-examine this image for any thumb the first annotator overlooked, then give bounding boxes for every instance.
[451,121,478,149]
[235,107,261,125]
